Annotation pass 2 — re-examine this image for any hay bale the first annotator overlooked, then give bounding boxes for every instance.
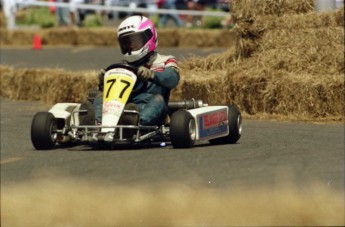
[223,70,344,118]
[1,64,343,121]
[179,46,238,71]
[0,29,37,45]
[173,64,344,120]
[261,27,344,50]
[0,28,239,47]
[1,2,344,121]
[232,5,344,58]
[240,26,344,75]
[0,29,9,45]
[255,45,344,75]
[0,66,98,104]
[178,29,237,48]
[231,0,314,19]
[44,28,78,45]
[225,5,344,68]
[171,70,228,105]
[76,28,117,46]
[0,12,6,28]
[2,180,344,226]
[157,29,179,47]
[254,8,344,31]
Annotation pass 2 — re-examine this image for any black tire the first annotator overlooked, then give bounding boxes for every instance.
[170,110,196,148]
[209,105,242,145]
[31,112,58,150]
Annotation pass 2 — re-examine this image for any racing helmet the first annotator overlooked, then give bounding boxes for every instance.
[117,15,158,64]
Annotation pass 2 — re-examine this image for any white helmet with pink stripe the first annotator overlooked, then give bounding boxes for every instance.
[117,15,158,65]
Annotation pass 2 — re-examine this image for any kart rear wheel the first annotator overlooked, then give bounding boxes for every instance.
[31,112,58,150]
[170,110,196,148]
[209,105,242,145]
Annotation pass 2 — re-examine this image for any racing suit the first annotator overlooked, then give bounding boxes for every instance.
[93,52,180,126]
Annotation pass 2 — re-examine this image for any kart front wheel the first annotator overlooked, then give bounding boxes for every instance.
[31,112,58,150]
[170,110,196,148]
[209,105,242,145]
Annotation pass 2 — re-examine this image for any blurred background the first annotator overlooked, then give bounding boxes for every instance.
[0,0,234,29]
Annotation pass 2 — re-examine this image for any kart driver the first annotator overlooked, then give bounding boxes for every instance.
[92,15,180,127]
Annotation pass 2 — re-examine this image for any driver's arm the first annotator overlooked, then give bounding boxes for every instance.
[151,67,180,89]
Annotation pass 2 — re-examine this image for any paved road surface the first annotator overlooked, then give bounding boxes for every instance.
[0,47,226,71]
[0,47,344,191]
[1,98,344,190]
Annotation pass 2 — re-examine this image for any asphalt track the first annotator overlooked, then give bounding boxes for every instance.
[0,46,226,71]
[0,47,344,191]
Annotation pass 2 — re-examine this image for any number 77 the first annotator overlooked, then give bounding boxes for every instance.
[105,79,131,99]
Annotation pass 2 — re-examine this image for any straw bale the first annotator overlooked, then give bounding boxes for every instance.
[0,12,6,28]
[334,6,345,26]
[156,29,179,47]
[0,28,239,47]
[0,66,98,104]
[1,1,344,121]
[254,45,344,75]
[252,7,344,31]
[0,29,37,45]
[172,70,228,104]
[178,29,237,48]
[179,46,238,71]
[231,0,314,19]
[223,69,344,118]
[1,65,343,121]
[2,180,344,226]
[174,64,344,120]
[249,27,344,74]
[76,28,117,46]
[260,27,344,50]
[0,29,9,45]
[233,8,344,59]
[44,28,78,45]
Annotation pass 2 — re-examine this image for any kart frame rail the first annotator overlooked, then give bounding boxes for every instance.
[69,108,168,143]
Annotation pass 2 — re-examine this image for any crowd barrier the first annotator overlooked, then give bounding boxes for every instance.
[4,0,230,30]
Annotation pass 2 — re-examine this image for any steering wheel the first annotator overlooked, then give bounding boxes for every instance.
[104,63,147,94]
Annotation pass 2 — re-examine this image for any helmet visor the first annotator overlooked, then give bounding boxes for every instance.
[118,29,153,54]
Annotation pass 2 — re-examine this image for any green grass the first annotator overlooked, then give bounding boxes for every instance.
[17,7,55,28]
[202,16,223,29]
[82,14,103,27]
[15,7,228,29]
[16,7,104,28]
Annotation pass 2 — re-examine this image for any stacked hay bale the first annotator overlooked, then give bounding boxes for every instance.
[0,0,343,121]
[0,28,118,46]
[0,12,6,28]
[176,0,344,120]
[0,27,234,47]
[0,66,98,104]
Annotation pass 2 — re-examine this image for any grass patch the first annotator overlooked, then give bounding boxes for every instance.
[82,14,103,27]
[16,7,55,28]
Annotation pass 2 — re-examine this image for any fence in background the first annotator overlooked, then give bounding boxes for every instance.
[3,0,342,30]
[3,0,230,30]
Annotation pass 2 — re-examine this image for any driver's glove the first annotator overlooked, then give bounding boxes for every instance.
[137,66,154,82]
[97,68,106,91]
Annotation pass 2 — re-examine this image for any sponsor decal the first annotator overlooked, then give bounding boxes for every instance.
[118,25,135,32]
[107,70,134,78]
[198,109,228,139]
[202,110,227,129]
[103,101,123,117]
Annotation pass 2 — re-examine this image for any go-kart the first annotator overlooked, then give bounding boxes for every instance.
[31,64,242,150]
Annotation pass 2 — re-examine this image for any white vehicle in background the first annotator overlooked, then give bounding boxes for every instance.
[31,63,242,150]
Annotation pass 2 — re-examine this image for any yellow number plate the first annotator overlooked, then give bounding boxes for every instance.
[103,74,134,104]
